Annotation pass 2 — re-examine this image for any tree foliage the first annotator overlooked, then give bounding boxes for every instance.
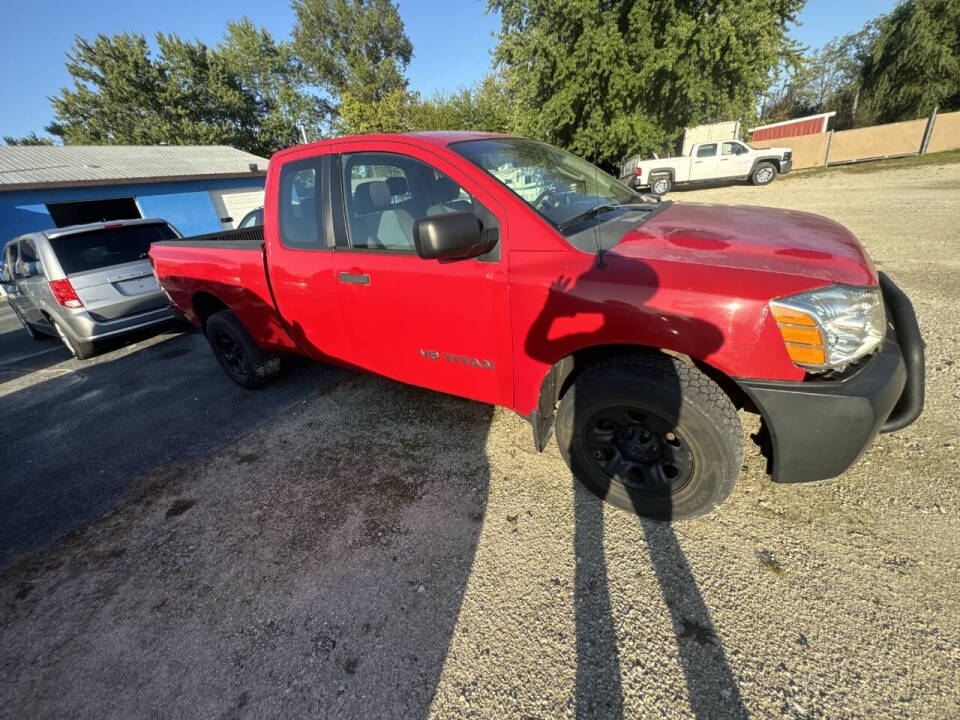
[859,0,960,123]
[489,0,805,168]
[292,0,412,134]
[760,23,877,129]
[2,132,55,146]
[410,75,514,133]
[46,22,322,156]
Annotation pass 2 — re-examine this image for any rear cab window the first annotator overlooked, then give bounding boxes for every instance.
[51,224,177,275]
[696,144,717,158]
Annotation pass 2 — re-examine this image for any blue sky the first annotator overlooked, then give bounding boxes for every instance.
[0,0,896,139]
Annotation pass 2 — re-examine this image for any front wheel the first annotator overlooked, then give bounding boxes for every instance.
[555,354,743,521]
[750,162,777,186]
[12,305,44,341]
[205,310,280,389]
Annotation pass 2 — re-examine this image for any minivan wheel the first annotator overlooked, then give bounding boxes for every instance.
[52,320,96,360]
[205,310,280,390]
[650,175,672,196]
[555,354,743,521]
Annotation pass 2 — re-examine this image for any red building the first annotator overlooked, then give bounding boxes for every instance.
[749,111,836,141]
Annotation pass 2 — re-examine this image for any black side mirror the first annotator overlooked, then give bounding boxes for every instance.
[413,212,494,260]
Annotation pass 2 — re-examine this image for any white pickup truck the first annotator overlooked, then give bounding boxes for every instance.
[619,140,793,196]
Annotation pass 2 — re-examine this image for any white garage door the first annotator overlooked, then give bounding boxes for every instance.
[208,188,265,230]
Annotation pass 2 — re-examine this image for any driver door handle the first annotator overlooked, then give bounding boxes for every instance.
[338,271,370,285]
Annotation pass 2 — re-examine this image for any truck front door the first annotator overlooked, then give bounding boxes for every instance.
[690,143,719,181]
[329,146,513,407]
[719,141,753,178]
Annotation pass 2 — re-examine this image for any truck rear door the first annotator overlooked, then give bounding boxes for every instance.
[264,152,351,363]
[689,143,719,180]
[328,143,513,407]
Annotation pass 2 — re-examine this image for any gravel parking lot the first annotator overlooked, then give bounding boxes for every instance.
[1,160,959,719]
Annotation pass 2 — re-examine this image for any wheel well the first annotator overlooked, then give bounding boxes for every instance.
[192,292,229,329]
[754,158,781,173]
[530,344,749,451]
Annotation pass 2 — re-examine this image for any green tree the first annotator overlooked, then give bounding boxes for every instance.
[46,23,319,156]
[760,23,878,129]
[490,0,805,169]
[859,0,960,123]
[410,74,514,133]
[2,132,55,145]
[292,0,413,134]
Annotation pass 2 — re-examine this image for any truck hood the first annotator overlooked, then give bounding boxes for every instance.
[612,202,877,286]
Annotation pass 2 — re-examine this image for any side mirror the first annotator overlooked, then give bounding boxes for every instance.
[413,212,494,260]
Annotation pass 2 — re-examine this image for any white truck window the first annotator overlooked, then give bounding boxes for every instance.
[696,144,717,158]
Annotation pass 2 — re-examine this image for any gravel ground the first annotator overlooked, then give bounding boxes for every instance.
[2,161,959,719]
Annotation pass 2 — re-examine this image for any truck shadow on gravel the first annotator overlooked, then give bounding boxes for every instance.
[527,263,749,719]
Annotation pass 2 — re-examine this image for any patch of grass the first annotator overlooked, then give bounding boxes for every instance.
[784,148,960,181]
[165,498,196,519]
[344,658,359,675]
[237,453,260,464]
[757,549,788,579]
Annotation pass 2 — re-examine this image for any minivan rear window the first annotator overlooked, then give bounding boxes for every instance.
[51,224,177,275]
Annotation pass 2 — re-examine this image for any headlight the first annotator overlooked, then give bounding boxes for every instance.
[770,284,885,373]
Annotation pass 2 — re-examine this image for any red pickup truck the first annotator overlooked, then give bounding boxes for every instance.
[149,132,924,520]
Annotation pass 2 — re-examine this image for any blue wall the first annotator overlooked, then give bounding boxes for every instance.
[0,175,264,247]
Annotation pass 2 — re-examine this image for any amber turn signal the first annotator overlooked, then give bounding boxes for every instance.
[771,305,826,367]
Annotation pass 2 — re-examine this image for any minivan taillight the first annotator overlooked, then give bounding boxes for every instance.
[49,279,83,309]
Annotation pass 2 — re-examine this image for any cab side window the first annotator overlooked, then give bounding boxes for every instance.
[697,144,717,158]
[278,157,325,248]
[340,152,498,258]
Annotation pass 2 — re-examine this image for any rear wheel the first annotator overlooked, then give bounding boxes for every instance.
[750,162,777,186]
[205,310,280,389]
[649,175,672,196]
[52,319,96,360]
[555,354,743,521]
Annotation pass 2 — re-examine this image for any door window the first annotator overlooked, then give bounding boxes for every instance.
[278,158,324,248]
[340,152,497,255]
[696,144,717,158]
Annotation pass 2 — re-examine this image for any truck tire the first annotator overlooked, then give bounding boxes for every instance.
[205,310,280,390]
[750,162,777,186]
[52,319,96,360]
[649,175,672,196]
[555,354,742,521]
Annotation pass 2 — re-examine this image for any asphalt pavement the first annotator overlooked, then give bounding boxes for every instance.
[0,303,331,564]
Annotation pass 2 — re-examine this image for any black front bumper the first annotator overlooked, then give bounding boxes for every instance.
[736,273,924,483]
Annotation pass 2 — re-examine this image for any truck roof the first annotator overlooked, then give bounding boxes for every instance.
[271,131,516,163]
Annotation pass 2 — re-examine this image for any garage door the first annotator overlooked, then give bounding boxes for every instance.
[208,188,265,230]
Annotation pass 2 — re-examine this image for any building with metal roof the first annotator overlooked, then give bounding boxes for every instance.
[0,145,268,246]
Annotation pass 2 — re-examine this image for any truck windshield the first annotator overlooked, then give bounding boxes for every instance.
[451,138,643,231]
[51,223,177,275]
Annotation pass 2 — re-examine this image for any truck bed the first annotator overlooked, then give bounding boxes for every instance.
[149,227,300,353]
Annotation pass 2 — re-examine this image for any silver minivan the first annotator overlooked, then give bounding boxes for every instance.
[0,219,178,359]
